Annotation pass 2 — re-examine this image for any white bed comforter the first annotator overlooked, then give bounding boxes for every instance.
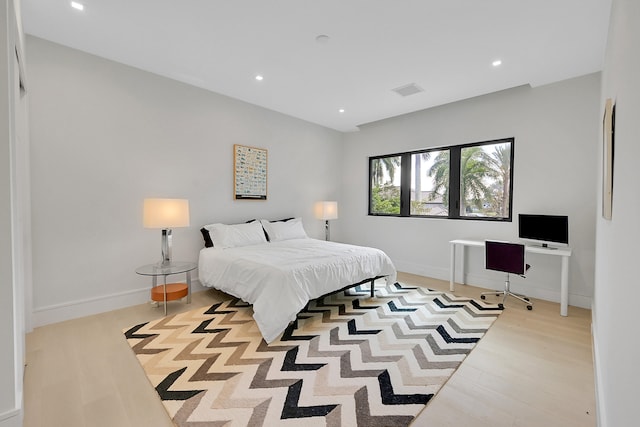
[198,238,397,343]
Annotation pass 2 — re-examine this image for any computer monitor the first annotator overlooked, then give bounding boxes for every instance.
[485,241,525,275]
[518,214,569,247]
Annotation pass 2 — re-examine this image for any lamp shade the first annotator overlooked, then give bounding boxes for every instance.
[315,201,338,220]
[143,198,190,228]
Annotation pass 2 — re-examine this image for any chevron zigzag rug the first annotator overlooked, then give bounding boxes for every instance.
[123,282,501,426]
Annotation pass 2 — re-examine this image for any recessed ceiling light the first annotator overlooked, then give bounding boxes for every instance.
[255,75,264,81]
[70,1,84,11]
[492,59,502,67]
[338,109,345,113]
[315,35,330,44]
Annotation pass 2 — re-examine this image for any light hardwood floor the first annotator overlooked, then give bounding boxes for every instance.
[23,272,595,427]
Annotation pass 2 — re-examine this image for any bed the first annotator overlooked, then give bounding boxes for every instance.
[198,219,397,343]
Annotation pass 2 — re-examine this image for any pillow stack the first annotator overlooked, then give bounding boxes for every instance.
[201,217,308,248]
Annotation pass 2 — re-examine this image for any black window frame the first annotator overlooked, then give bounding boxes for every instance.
[368,137,515,221]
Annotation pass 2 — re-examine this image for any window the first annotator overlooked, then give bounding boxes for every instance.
[411,149,449,216]
[368,138,514,221]
[369,155,402,215]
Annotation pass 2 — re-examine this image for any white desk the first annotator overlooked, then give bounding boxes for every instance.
[449,239,572,316]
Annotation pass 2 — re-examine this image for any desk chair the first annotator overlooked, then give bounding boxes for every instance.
[480,240,533,310]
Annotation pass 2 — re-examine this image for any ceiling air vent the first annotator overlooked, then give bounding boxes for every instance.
[392,83,424,97]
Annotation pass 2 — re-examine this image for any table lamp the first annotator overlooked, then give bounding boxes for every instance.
[143,198,190,265]
[315,201,338,241]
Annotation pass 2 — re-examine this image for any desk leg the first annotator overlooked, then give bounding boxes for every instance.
[560,255,569,316]
[460,245,465,285]
[186,271,192,304]
[449,243,456,292]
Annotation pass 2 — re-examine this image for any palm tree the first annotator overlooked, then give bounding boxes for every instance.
[459,146,492,213]
[482,144,511,217]
[428,151,450,208]
[371,156,401,187]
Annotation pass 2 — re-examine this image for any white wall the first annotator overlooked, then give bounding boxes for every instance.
[593,0,640,425]
[1,1,27,425]
[0,0,16,421]
[26,36,343,326]
[339,74,600,308]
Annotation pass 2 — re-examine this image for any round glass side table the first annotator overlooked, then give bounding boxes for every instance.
[135,261,197,315]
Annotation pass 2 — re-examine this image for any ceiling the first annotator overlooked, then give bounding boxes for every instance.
[20,0,612,132]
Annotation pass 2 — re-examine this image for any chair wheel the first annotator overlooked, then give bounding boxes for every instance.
[498,303,504,310]
[527,305,533,310]
[524,298,530,302]
[480,295,486,300]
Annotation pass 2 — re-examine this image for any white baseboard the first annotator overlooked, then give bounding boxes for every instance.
[394,260,592,309]
[32,280,206,328]
[0,408,21,427]
[393,260,450,283]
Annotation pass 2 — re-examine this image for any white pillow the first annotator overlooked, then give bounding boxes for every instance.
[205,221,267,249]
[260,218,308,242]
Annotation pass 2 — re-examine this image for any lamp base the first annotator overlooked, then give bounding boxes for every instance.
[324,220,330,241]
[161,228,172,265]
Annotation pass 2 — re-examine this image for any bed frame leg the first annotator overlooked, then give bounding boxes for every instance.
[370,279,375,298]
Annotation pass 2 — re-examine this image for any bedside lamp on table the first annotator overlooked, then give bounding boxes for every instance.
[139,198,194,315]
[315,201,338,241]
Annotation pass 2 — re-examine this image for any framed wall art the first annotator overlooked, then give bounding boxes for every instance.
[602,98,615,220]
[234,144,267,200]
